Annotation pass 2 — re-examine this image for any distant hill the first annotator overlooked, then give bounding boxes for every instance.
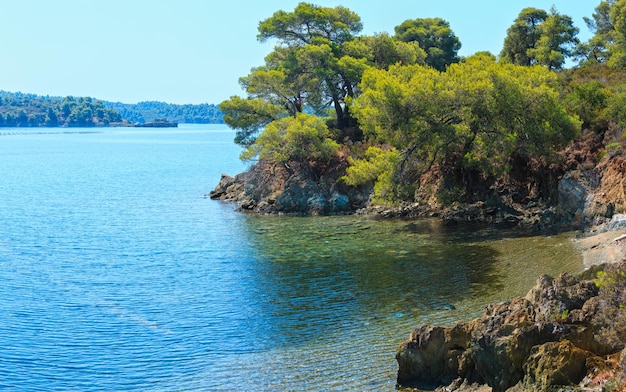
[0,90,223,127]
[0,91,123,127]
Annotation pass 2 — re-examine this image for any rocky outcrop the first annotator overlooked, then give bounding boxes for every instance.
[558,156,626,229]
[208,160,371,215]
[396,263,626,391]
[209,139,626,224]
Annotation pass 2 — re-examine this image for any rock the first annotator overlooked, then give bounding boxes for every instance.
[208,174,237,199]
[396,263,626,391]
[207,160,370,215]
[330,193,350,210]
[396,325,458,388]
[521,340,591,389]
[524,273,598,321]
[558,171,592,225]
[558,156,626,229]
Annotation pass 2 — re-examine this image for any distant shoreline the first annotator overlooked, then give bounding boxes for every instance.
[0,121,224,129]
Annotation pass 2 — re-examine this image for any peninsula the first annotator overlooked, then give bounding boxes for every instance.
[210,2,626,390]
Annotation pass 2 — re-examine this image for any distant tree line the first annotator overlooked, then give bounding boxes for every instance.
[0,92,122,127]
[103,101,224,124]
[0,91,224,127]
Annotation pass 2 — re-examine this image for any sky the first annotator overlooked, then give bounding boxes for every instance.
[0,0,599,105]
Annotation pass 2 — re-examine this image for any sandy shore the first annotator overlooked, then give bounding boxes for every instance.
[572,227,626,268]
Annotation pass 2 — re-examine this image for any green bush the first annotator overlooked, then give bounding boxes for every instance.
[241,113,340,167]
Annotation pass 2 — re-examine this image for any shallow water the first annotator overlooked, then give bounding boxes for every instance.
[0,125,582,391]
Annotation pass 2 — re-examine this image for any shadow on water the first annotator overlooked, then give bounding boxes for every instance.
[399,217,563,242]
[234,215,505,349]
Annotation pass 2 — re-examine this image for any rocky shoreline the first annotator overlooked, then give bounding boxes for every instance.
[209,156,626,230]
[396,229,626,392]
[574,227,626,268]
[209,156,626,391]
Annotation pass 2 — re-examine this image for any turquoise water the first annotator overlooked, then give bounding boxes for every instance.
[0,125,582,390]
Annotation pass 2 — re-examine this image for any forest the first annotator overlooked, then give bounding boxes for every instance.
[0,92,122,127]
[221,1,626,207]
[0,91,223,127]
[103,101,223,124]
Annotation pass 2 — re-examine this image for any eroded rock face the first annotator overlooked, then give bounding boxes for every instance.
[558,156,626,228]
[208,160,371,215]
[396,264,626,391]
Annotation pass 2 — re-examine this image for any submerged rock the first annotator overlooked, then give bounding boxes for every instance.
[396,263,626,391]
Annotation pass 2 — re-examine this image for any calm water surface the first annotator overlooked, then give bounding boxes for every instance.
[0,125,582,391]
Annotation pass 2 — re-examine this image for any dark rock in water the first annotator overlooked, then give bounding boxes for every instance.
[396,263,626,391]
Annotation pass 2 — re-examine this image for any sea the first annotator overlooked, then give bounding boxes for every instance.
[0,124,583,391]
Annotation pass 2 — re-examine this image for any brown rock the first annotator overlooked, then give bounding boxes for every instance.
[522,340,592,388]
[396,264,626,392]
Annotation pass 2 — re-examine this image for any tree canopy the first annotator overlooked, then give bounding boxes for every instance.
[578,0,615,64]
[257,2,362,46]
[347,54,580,202]
[240,113,340,169]
[221,2,426,149]
[500,7,579,70]
[220,2,626,208]
[394,17,461,71]
[0,91,223,127]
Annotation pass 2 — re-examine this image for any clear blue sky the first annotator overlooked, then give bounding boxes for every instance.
[0,0,598,105]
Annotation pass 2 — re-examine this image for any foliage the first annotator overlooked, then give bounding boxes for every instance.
[394,17,461,71]
[500,8,549,66]
[0,91,222,127]
[0,91,121,127]
[560,64,626,155]
[342,146,403,203]
[605,88,626,129]
[609,0,626,67]
[342,33,426,70]
[563,80,608,128]
[528,7,580,70]
[350,54,580,203]
[103,101,223,124]
[218,2,626,209]
[547,305,570,323]
[221,96,285,147]
[240,113,340,171]
[257,2,362,46]
[577,0,615,64]
[222,2,432,149]
[501,7,579,70]
[576,0,626,69]
[249,2,363,132]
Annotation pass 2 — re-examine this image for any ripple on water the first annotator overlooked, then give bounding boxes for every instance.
[0,128,583,391]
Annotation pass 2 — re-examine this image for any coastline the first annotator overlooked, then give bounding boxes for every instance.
[573,227,626,268]
[396,225,626,391]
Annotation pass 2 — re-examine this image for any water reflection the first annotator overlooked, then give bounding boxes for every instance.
[236,216,507,348]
